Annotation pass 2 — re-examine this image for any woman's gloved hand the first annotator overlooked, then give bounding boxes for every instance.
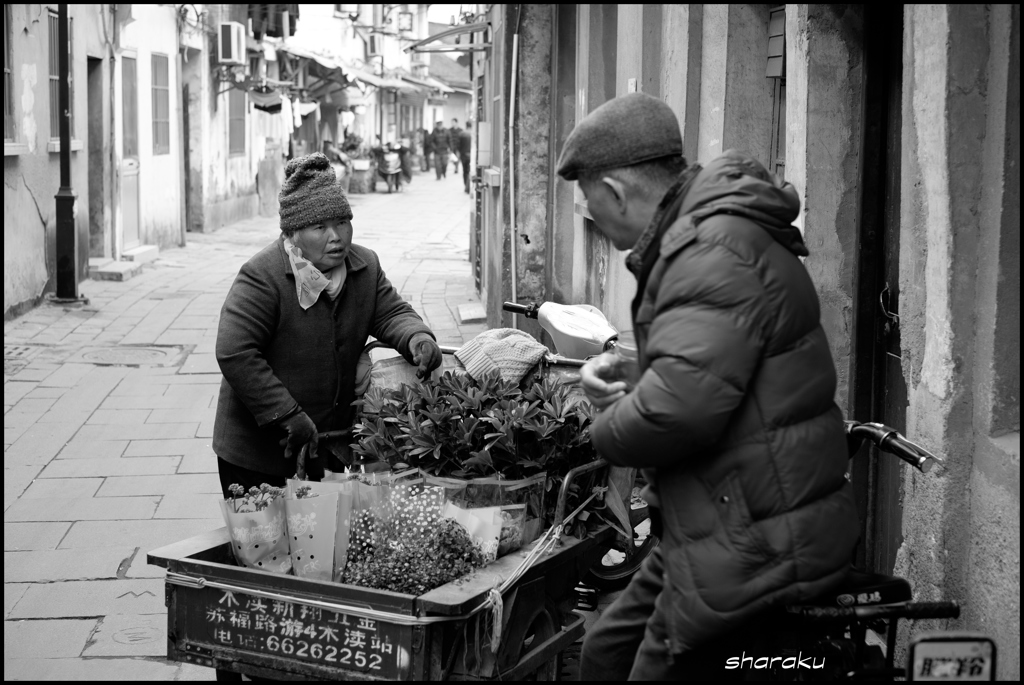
[278,411,319,468]
[410,333,442,380]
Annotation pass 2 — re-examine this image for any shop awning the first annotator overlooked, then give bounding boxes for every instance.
[399,73,455,94]
[404,22,491,53]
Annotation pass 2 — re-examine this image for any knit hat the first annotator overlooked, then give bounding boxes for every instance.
[279,152,353,233]
[455,328,549,384]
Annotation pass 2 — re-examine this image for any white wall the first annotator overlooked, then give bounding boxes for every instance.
[118,5,182,249]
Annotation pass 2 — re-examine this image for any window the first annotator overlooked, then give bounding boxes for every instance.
[4,5,13,141]
[228,88,246,155]
[766,6,786,179]
[151,54,170,154]
[122,56,138,158]
[48,10,74,139]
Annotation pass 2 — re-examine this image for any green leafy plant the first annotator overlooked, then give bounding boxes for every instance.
[350,371,598,486]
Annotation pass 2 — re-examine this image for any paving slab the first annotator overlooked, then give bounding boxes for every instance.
[10,579,166,618]
[81,613,168,657]
[3,382,38,405]
[38,457,181,478]
[4,547,138,582]
[3,464,44,511]
[56,439,129,459]
[96,473,222,497]
[177,451,220,474]
[4,419,85,466]
[4,496,159,522]
[179,352,221,374]
[73,422,200,441]
[124,438,213,457]
[58,518,225,554]
[86,409,153,424]
[154,494,224,519]
[3,656,212,681]
[146,407,215,424]
[4,583,30,618]
[18,477,104,499]
[36,362,96,388]
[3,618,97,659]
[4,521,73,551]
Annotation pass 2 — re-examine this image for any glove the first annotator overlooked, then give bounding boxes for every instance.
[410,333,442,380]
[277,411,319,476]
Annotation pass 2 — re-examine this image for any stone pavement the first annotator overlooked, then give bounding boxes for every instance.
[3,169,487,680]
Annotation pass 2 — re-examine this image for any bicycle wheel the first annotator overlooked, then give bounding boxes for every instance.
[583,484,658,592]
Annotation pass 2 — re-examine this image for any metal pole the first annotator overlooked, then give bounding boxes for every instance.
[54,3,80,300]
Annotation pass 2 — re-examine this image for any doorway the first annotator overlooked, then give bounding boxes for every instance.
[86,56,104,258]
[851,4,905,575]
[120,54,141,250]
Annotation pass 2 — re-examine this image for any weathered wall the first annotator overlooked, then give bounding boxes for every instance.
[895,5,1020,679]
[785,4,864,414]
[119,5,183,249]
[4,4,102,318]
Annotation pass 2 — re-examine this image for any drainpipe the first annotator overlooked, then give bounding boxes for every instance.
[507,6,521,328]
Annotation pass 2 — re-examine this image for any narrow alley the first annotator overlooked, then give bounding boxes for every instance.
[3,170,484,679]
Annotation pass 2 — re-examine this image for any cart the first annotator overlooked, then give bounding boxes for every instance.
[149,458,614,681]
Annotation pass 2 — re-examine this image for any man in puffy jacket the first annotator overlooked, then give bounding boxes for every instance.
[558,93,860,680]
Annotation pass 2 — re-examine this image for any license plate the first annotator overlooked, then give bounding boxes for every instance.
[908,633,996,681]
[186,585,410,679]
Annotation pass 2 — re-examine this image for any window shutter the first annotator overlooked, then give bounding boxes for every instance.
[766,7,785,79]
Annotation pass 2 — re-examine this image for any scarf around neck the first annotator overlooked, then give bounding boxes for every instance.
[282,237,347,310]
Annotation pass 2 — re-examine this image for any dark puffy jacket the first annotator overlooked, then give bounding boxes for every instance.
[592,150,859,653]
[213,239,433,476]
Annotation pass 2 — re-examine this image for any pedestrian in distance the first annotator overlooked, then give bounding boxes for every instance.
[212,153,442,497]
[429,121,450,180]
[457,120,473,194]
[420,127,433,172]
[449,118,463,175]
[561,93,860,680]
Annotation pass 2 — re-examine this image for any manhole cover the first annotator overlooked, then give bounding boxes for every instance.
[68,345,190,367]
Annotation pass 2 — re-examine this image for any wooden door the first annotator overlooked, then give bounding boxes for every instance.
[851,4,905,574]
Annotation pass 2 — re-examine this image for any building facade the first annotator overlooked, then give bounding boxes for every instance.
[470,4,1020,677]
[4,4,115,317]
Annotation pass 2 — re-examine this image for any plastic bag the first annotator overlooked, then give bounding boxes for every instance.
[497,504,527,557]
[443,502,502,563]
[219,497,292,574]
[424,472,547,545]
[284,481,340,582]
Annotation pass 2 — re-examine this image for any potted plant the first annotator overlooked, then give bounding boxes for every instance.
[350,372,600,542]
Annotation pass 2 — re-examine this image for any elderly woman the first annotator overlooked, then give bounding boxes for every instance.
[213,153,441,496]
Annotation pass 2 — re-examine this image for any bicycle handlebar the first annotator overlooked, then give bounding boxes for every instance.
[788,601,960,622]
[502,301,540,319]
[845,421,942,473]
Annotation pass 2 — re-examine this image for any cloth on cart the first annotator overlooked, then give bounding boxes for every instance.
[455,328,549,384]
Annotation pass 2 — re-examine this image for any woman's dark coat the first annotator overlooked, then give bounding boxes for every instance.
[592,150,860,653]
[213,238,433,476]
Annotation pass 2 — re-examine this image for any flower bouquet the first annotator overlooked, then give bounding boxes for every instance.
[283,482,340,582]
[220,484,292,574]
[339,483,488,596]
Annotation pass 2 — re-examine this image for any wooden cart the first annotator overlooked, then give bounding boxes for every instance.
[148,461,613,681]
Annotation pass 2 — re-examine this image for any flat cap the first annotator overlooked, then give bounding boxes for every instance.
[556,93,683,181]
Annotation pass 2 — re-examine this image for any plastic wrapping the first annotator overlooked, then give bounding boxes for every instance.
[219,497,292,574]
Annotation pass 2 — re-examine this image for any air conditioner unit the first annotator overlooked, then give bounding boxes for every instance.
[367,34,383,57]
[218,21,246,65]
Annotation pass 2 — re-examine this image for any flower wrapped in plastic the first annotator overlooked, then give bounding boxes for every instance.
[219,484,292,574]
[340,483,487,596]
